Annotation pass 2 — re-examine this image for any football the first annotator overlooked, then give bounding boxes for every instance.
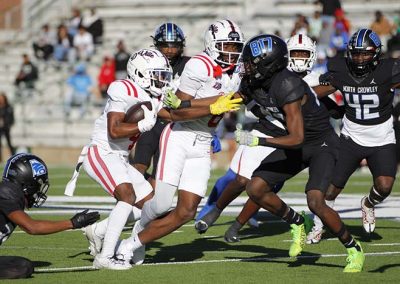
[124,101,153,123]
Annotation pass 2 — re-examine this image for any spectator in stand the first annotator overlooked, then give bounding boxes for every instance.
[67,7,82,37]
[329,22,349,58]
[312,49,328,74]
[387,31,400,58]
[73,25,94,62]
[97,56,115,100]
[32,24,56,61]
[114,40,130,79]
[54,24,74,64]
[64,63,92,120]
[370,11,395,53]
[14,54,38,99]
[309,10,323,42]
[0,92,15,161]
[334,8,350,35]
[291,14,309,36]
[82,8,103,45]
[314,0,342,40]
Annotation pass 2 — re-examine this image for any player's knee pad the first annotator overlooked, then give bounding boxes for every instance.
[150,181,177,216]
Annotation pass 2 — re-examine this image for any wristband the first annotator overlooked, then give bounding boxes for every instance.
[179,100,192,109]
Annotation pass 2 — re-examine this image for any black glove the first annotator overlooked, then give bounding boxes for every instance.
[319,72,333,86]
[70,209,100,229]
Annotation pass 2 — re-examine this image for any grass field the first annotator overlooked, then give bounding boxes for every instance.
[1,166,399,283]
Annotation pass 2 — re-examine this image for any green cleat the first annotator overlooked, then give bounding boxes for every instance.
[289,211,314,257]
[343,242,365,273]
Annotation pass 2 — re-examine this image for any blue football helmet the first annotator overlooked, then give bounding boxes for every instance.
[3,153,49,208]
[152,23,185,64]
[346,29,382,77]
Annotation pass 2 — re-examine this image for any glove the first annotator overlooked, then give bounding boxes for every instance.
[163,89,181,109]
[210,93,243,115]
[70,209,100,229]
[138,105,157,133]
[319,72,333,86]
[211,134,222,153]
[235,129,259,147]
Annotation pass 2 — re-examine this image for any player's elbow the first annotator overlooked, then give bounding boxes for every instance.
[291,134,304,149]
[20,223,40,235]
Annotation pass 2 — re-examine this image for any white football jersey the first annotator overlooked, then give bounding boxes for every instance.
[177,52,242,137]
[90,78,160,154]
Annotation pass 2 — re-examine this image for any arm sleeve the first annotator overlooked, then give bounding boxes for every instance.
[177,58,209,97]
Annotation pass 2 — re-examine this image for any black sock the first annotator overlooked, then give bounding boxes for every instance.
[282,207,304,225]
[344,238,361,251]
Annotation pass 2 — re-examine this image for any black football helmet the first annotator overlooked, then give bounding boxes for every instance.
[346,28,382,77]
[3,153,49,208]
[241,34,288,88]
[152,23,185,65]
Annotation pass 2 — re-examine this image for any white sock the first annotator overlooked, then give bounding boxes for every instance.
[123,233,143,252]
[100,201,132,258]
[139,200,158,228]
[139,180,176,228]
[93,218,109,239]
[127,206,142,224]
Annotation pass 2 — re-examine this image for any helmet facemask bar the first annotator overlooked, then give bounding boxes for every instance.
[288,49,315,73]
[24,179,49,208]
[214,41,244,66]
[147,68,173,97]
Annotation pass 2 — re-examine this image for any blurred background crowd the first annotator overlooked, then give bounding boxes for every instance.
[0,0,399,167]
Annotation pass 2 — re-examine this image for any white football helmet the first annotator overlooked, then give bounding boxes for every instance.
[204,19,244,66]
[286,34,316,73]
[127,48,172,97]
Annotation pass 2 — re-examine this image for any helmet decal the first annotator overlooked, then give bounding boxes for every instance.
[29,159,47,177]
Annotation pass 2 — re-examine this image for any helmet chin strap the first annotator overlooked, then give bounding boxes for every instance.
[213,64,235,77]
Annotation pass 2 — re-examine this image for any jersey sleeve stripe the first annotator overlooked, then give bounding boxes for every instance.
[123,79,138,98]
[87,147,114,195]
[157,122,174,181]
[192,56,212,77]
[118,80,131,96]
[93,145,117,189]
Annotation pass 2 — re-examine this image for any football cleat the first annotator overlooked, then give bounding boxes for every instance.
[361,196,376,233]
[132,245,146,265]
[224,227,240,243]
[83,223,103,256]
[194,220,209,234]
[306,226,324,244]
[194,206,222,234]
[93,255,132,270]
[343,242,365,273]
[289,211,314,257]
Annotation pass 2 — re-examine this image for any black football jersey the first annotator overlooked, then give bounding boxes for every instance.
[327,58,400,125]
[242,68,333,143]
[172,56,190,77]
[0,181,25,245]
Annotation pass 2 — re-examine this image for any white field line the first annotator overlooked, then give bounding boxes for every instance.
[34,251,400,272]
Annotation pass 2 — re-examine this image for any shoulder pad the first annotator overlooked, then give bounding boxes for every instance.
[107,80,138,101]
[187,54,216,80]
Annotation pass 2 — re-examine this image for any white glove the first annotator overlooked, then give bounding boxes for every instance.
[235,129,259,146]
[138,105,157,133]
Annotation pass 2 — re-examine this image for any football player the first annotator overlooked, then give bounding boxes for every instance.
[313,29,400,234]
[69,46,238,269]
[131,23,190,188]
[233,34,364,272]
[115,19,244,264]
[77,48,172,270]
[0,153,99,279]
